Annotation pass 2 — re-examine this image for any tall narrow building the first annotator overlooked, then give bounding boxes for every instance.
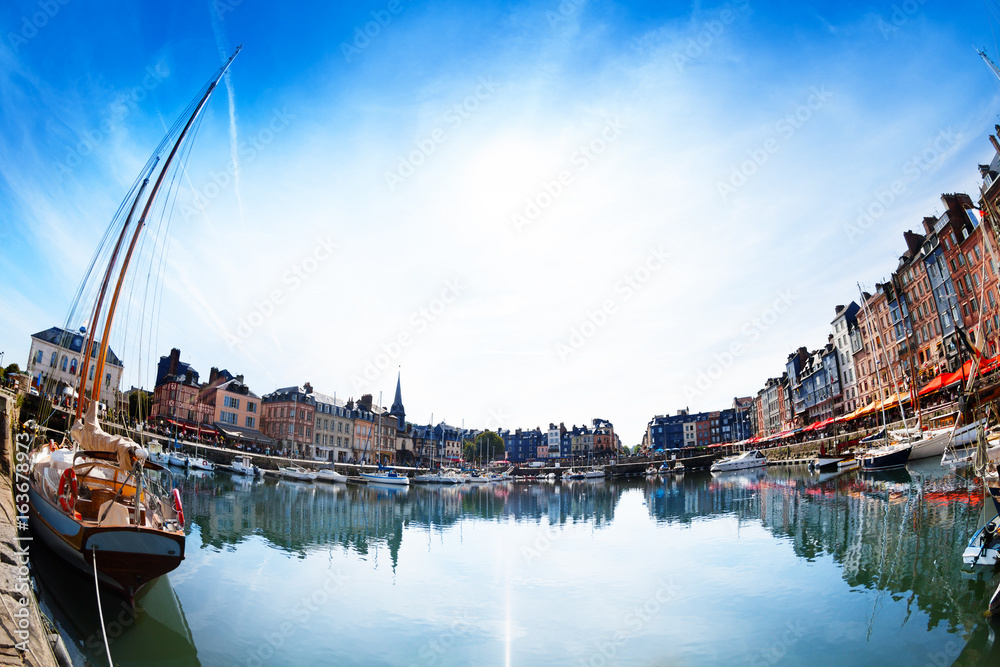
[389,371,406,430]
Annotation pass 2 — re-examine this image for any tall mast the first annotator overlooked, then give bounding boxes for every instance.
[75,166,157,420]
[89,47,241,410]
[979,49,1000,85]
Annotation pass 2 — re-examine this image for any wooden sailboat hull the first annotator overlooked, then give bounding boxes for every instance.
[28,482,184,599]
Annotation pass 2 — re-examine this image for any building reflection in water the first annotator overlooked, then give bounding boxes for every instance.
[170,461,1000,659]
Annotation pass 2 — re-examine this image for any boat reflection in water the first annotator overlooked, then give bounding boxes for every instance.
[31,459,1000,665]
[32,533,198,666]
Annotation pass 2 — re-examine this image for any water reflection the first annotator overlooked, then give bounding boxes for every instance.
[33,462,1000,665]
[32,534,198,667]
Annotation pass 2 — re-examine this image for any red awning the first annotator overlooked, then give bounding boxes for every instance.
[918,373,946,396]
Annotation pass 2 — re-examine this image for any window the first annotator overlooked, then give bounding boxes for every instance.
[69,359,77,375]
[50,352,57,366]
[61,356,68,371]
[89,366,94,380]
[245,416,255,429]
[247,402,256,413]
[220,411,237,425]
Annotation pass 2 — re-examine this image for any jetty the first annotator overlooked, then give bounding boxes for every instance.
[0,390,63,667]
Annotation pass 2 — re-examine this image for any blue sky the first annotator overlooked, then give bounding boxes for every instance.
[3,0,1000,446]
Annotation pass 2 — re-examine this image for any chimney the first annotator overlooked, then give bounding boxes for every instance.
[303,381,313,394]
[209,367,219,385]
[236,374,244,384]
[921,216,937,235]
[990,134,1000,155]
[168,348,180,376]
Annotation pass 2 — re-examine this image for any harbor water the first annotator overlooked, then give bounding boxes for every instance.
[31,460,1000,666]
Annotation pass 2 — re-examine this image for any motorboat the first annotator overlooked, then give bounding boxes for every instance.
[315,468,347,484]
[837,456,859,470]
[278,465,316,482]
[859,443,912,471]
[583,467,605,479]
[187,456,214,472]
[227,455,261,477]
[563,469,585,480]
[466,472,489,483]
[963,515,1000,567]
[710,450,767,472]
[167,453,189,468]
[360,466,410,486]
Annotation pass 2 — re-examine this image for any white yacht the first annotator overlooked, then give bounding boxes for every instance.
[315,468,347,484]
[278,465,316,482]
[710,450,767,472]
[187,456,214,471]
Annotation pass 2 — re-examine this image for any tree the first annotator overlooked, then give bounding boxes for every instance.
[462,439,476,464]
[127,389,153,423]
[3,362,20,379]
[474,430,505,462]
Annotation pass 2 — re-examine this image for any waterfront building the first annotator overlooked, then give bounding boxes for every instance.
[501,427,544,463]
[203,368,260,431]
[785,341,847,424]
[978,129,1000,356]
[853,286,898,410]
[311,391,354,463]
[570,424,593,457]
[593,418,616,454]
[937,193,1000,356]
[645,409,724,450]
[432,422,463,463]
[830,304,860,416]
[546,423,566,458]
[755,376,791,437]
[151,348,213,426]
[261,383,317,458]
[27,326,123,408]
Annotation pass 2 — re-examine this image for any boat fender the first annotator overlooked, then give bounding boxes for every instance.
[58,468,78,513]
[172,488,185,527]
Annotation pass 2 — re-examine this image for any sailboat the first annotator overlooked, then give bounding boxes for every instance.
[26,48,241,602]
[358,394,410,486]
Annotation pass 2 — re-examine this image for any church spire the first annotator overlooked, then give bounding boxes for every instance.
[389,370,405,429]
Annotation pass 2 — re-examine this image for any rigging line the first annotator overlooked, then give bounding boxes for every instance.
[987,0,1000,63]
[91,548,114,667]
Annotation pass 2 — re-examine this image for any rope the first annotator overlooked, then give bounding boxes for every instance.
[91,548,114,666]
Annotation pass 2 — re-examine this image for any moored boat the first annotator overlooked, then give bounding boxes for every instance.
[278,465,317,482]
[25,48,240,603]
[227,454,261,477]
[187,456,214,471]
[167,453,190,468]
[27,405,186,601]
[360,466,410,486]
[710,450,766,472]
[315,468,347,484]
[859,443,912,471]
[962,515,1000,566]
